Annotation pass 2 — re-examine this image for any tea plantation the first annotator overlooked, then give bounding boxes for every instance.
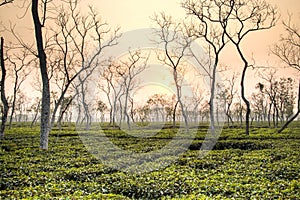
[1,124,299,199]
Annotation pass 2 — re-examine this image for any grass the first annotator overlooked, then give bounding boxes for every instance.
[0,123,299,199]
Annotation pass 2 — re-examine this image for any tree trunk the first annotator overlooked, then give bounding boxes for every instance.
[32,0,50,150]
[239,104,243,127]
[57,96,74,130]
[241,65,251,135]
[226,109,234,128]
[50,86,71,129]
[0,37,9,138]
[236,42,251,135]
[173,69,189,132]
[123,88,131,130]
[278,80,300,133]
[267,103,272,127]
[9,74,18,128]
[241,66,251,135]
[30,101,40,128]
[172,101,179,128]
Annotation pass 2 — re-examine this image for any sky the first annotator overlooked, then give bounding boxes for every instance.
[0,0,299,103]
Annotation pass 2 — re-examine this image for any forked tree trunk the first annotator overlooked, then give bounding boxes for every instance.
[57,97,74,130]
[0,37,9,138]
[173,69,189,132]
[32,0,51,150]
[30,101,40,128]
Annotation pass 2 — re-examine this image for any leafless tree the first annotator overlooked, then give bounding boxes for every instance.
[30,97,41,128]
[147,94,168,123]
[135,104,151,123]
[232,97,245,127]
[259,70,277,127]
[75,73,93,130]
[29,0,120,149]
[48,1,119,130]
[182,0,233,133]
[99,61,123,127]
[272,15,300,133]
[0,37,9,138]
[31,0,50,149]
[152,13,191,132]
[6,47,32,128]
[221,0,277,134]
[218,73,238,127]
[57,95,74,129]
[187,85,204,124]
[0,0,15,138]
[254,76,295,129]
[115,50,148,130]
[251,83,268,124]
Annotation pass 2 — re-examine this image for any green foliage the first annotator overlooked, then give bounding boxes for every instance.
[0,126,299,199]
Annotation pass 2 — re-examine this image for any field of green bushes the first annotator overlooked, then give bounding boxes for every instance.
[1,123,299,199]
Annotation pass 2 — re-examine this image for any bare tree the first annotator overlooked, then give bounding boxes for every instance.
[221,0,277,135]
[48,1,119,130]
[218,73,238,127]
[258,70,279,127]
[31,0,50,149]
[277,78,295,124]
[0,37,9,138]
[251,83,268,125]
[232,98,245,127]
[272,15,300,133]
[57,95,74,129]
[182,0,233,134]
[29,0,120,149]
[30,97,41,128]
[99,61,124,127]
[6,48,32,128]
[147,94,167,123]
[0,0,14,138]
[75,74,92,130]
[152,13,191,132]
[116,50,148,130]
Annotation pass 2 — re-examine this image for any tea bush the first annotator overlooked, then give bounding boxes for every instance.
[0,125,299,199]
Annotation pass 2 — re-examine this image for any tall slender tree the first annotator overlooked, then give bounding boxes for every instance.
[182,0,233,133]
[32,0,50,149]
[152,13,191,132]
[222,0,277,135]
[0,37,9,138]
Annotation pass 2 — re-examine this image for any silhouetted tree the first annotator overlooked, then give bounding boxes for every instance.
[221,0,277,135]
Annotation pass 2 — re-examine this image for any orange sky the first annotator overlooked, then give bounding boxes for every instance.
[0,0,299,100]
